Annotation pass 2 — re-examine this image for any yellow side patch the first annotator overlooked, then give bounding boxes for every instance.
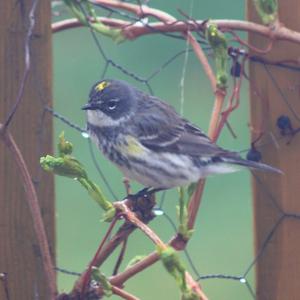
[95,81,109,92]
[120,136,145,156]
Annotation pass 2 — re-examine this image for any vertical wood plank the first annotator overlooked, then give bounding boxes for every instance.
[0,1,54,299]
[247,1,300,299]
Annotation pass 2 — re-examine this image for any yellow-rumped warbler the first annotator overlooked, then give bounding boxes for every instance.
[82,79,280,191]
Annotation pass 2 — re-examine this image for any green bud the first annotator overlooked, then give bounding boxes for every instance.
[101,207,116,222]
[176,188,193,240]
[58,132,73,156]
[253,0,278,24]
[64,0,127,43]
[206,23,227,49]
[91,23,126,43]
[206,23,228,88]
[91,267,112,297]
[158,247,200,299]
[158,247,187,290]
[41,133,114,214]
[126,255,147,269]
[63,0,88,25]
[40,155,87,179]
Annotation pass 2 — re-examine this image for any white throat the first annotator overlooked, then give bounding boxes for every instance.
[86,110,124,127]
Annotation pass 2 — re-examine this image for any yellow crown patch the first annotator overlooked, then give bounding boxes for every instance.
[95,81,109,92]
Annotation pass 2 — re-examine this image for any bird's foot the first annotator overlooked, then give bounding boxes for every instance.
[127,187,151,202]
[126,187,166,202]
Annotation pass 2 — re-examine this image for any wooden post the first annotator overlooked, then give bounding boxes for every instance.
[0,1,54,299]
[247,1,300,299]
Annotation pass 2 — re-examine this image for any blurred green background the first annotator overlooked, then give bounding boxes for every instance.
[53,1,255,299]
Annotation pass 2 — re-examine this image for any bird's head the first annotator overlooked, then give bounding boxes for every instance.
[82,79,137,127]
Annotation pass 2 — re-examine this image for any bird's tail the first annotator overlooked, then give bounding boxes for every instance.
[222,157,283,174]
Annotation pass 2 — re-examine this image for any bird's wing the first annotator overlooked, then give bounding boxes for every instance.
[131,95,230,157]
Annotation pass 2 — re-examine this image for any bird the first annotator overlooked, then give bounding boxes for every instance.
[82,79,281,194]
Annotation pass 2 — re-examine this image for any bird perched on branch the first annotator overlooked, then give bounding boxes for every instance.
[82,79,281,194]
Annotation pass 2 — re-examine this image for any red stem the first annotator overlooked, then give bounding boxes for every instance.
[80,217,119,295]
[111,285,140,300]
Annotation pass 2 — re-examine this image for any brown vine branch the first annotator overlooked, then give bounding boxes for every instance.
[71,197,207,299]
[185,32,217,91]
[91,222,136,267]
[110,251,159,287]
[52,18,300,45]
[0,125,56,299]
[111,285,140,300]
[114,201,166,249]
[113,201,207,300]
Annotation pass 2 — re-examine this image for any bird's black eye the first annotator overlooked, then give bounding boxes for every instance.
[107,98,119,111]
[108,102,116,110]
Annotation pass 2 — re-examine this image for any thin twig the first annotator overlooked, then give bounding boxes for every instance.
[110,252,159,286]
[0,126,56,299]
[208,90,227,141]
[91,0,175,21]
[185,32,217,91]
[123,178,131,195]
[213,56,246,139]
[111,285,140,300]
[92,222,136,267]
[187,180,206,230]
[113,238,128,276]
[227,29,274,54]
[114,201,166,249]
[79,217,119,295]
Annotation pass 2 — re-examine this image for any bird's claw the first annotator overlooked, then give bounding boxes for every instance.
[127,187,151,201]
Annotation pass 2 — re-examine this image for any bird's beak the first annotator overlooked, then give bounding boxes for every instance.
[81,103,97,110]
